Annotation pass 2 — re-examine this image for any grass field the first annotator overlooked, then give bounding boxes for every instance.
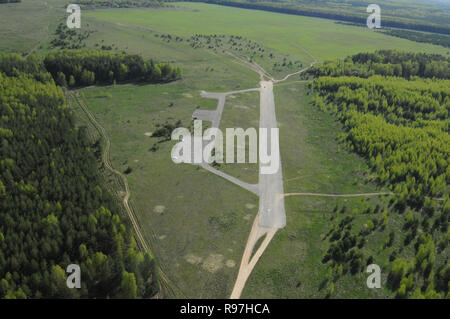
[78,82,260,298]
[87,2,449,62]
[0,0,52,53]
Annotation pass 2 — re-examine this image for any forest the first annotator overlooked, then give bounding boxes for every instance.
[0,51,182,298]
[44,50,182,87]
[309,50,450,80]
[309,50,449,298]
[0,51,182,88]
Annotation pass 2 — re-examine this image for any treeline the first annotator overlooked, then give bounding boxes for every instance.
[184,0,450,35]
[309,50,449,298]
[0,51,182,88]
[309,50,450,80]
[0,0,21,3]
[0,53,51,82]
[380,29,450,49]
[0,71,158,298]
[312,76,449,125]
[44,50,182,87]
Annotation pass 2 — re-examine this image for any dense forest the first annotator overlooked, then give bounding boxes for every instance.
[184,0,450,35]
[309,50,449,298]
[0,51,181,298]
[0,0,21,3]
[0,50,182,88]
[44,50,182,87]
[309,50,450,80]
[0,54,51,82]
[309,50,449,207]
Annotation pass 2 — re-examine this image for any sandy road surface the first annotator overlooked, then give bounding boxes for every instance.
[230,213,277,299]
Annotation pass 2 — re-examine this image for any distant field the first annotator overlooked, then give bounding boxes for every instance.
[0,0,51,53]
[87,2,449,61]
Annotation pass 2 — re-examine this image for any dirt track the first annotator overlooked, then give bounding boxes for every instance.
[284,192,394,198]
[230,213,277,299]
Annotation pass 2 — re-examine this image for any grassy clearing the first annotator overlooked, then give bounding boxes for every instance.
[76,81,261,298]
[56,9,265,297]
[88,2,449,62]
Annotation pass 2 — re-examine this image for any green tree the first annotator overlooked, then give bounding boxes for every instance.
[120,271,137,299]
[56,71,67,87]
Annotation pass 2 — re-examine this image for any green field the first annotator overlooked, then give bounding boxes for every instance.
[0,0,52,53]
[87,2,449,61]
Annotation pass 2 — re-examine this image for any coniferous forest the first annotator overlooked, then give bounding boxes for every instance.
[309,50,449,299]
[0,51,181,298]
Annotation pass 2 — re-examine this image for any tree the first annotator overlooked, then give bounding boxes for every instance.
[120,271,137,299]
[69,75,76,87]
[49,265,75,298]
[56,72,67,87]
[390,258,409,288]
[80,69,95,86]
